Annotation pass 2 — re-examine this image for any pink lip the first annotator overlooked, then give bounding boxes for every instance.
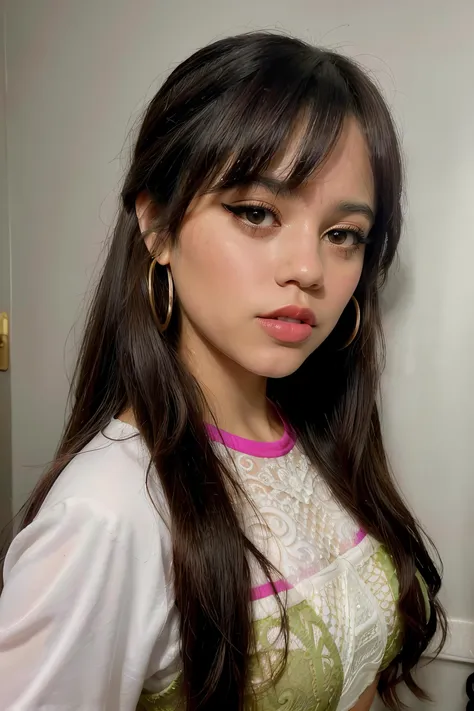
[257,306,316,344]
[259,306,317,326]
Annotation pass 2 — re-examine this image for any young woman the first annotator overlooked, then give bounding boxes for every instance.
[0,32,445,711]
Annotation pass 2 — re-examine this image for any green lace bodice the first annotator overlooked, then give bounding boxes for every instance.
[137,543,406,711]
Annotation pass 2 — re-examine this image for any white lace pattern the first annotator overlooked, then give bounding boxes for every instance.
[214,441,399,711]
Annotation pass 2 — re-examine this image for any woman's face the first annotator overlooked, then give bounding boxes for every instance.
[142,118,375,379]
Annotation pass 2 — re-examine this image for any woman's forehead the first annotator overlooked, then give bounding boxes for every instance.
[249,119,375,211]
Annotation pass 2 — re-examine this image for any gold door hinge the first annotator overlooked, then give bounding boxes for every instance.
[0,312,9,371]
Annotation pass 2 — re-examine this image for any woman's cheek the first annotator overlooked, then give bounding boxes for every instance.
[175,231,263,316]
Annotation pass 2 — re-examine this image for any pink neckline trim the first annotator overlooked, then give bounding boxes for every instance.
[206,417,296,458]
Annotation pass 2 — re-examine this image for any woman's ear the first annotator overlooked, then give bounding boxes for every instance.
[135,191,171,265]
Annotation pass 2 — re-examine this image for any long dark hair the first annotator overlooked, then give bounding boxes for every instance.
[19,32,446,710]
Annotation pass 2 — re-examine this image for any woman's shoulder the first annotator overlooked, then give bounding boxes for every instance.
[1,421,178,707]
[40,418,169,538]
[5,418,172,584]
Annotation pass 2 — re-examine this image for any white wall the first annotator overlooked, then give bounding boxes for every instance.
[3,0,473,707]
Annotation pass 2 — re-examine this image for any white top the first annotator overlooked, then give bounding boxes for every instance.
[0,419,399,711]
[0,421,180,710]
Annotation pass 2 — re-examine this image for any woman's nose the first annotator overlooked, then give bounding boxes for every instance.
[274,230,324,291]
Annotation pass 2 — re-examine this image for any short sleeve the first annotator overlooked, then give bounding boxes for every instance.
[0,497,173,711]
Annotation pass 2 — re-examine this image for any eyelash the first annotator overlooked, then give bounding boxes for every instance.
[223,202,281,231]
[325,226,370,254]
[222,202,370,253]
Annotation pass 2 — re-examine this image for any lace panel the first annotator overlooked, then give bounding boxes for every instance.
[137,446,403,711]
[138,600,343,711]
[357,545,401,671]
[225,446,361,584]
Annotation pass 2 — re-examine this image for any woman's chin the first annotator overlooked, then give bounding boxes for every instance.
[243,349,310,379]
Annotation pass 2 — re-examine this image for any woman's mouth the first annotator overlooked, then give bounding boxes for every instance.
[257,306,316,344]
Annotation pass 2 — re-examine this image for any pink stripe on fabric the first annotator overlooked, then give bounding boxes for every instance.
[206,414,296,458]
[354,527,367,545]
[251,579,293,601]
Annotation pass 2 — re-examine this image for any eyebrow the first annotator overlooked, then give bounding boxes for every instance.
[244,176,296,198]
[228,177,375,224]
[335,200,375,224]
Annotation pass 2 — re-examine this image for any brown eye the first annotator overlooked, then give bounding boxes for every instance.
[325,229,361,247]
[245,208,267,225]
[223,203,278,228]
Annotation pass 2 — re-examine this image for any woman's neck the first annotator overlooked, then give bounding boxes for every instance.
[201,367,281,443]
[180,325,283,443]
[121,323,284,443]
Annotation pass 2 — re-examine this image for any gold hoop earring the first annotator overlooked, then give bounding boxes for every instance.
[341,296,361,349]
[147,259,173,332]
